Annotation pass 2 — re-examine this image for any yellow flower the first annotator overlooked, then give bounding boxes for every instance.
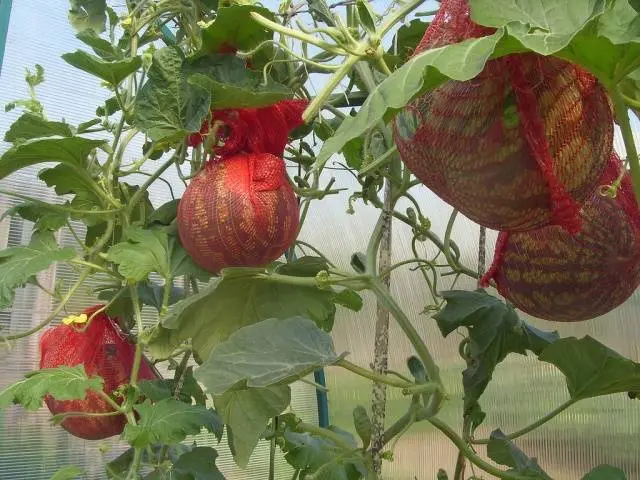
[62,313,88,326]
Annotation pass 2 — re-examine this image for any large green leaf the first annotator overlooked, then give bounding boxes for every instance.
[62,51,141,86]
[51,466,85,480]
[487,430,552,479]
[0,136,106,181]
[313,29,507,170]
[213,385,290,468]
[0,366,103,411]
[469,0,608,54]
[539,336,640,400]
[173,447,226,480]
[4,113,73,143]
[200,5,274,52]
[433,290,558,427]
[384,19,430,70]
[195,317,342,395]
[582,465,628,479]
[135,46,210,143]
[187,54,292,109]
[0,232,76,309]
[106,226,205,282]
[281,427,366,479]
[148,258,359,360]
[1,202,69,232]
[123,399,223,449]
[76,30,121,61]
[39,163,107,227]
[68,0,106,34]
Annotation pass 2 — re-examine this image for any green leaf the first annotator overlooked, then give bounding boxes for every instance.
[280,426,365,479]
[147,199,180,227]
[487,430,551,479]
[307,0,334,25]
[314,29,507,170]
[123,399,223,449]
[356,0,377,34]
[38,163,106,227]
[149,257,354,360]
[213,385,290,468]
[384,19,430,70]
[135,47,209,143]
[107,227,171,281]
[138,367,208,408]
[433,290,558,425]
[187,55,292,109]
[352,405,372,449]
[195,317,342,395]
[96,96,121,117]
[4,113,73,143]
[539,336,640,400]
[51,466,85,480]
[0,365,103,411]
[1,202,69,232]
[631,0,640,13]
[200,5,274,52]
[0,231,76,309]
[582,465,628,480]
[0,136,106,181]
[107,226,204,282]
[68,0,106,33]
[173,447,226,480]
[469,0,608,54]
[76,30,120,60]
[62,51,141,86]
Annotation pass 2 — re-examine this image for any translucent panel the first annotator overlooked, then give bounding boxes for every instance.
[0,1,316,478]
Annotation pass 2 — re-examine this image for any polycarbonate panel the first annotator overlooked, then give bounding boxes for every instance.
[1,1,640,480]
[0,1,316,478]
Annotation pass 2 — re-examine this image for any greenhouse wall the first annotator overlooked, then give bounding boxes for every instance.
[1,1,640,479]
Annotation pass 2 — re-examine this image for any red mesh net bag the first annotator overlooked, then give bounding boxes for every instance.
[179,99,305,273]
[39,305,157,440]
[177,151,300,273]
[392,0,613,232]
[480,153,640,322]
[187,99,308,157]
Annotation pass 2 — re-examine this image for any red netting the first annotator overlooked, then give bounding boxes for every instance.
[393,0,613,232]
[187,99,308,157]
[481,153,640,322]
[177,152,300,273]
[39,305,157,440]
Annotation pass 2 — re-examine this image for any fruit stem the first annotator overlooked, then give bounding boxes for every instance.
[612,91,640,207]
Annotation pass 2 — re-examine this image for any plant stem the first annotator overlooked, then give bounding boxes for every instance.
[428,417,533,480]
[296,422,355,451]
[379,0,431,36]
[1,268,91,341]
[612,91,640,207]
[359,145,398,176]
[250,12,346,55]
[370,279,443,401]
[303,55,362,123]
[471,399,577,445]
[337,359,411,389]
[129,284,145,387]
[127,154,177,215]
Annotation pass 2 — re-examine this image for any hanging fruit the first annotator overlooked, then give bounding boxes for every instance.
[480,153,640,322]
[39,305,157,440]
[392,0,613,233]
[177,151,300,273]
[179,98,306,274]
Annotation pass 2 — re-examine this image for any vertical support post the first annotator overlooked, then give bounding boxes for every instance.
[0,0,12,74]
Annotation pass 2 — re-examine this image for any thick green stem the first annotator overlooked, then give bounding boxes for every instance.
[337,359,412,389]
[380,0,434,36]
[612,91,640,207]
[370,279,443,400]
[471,399,577,445]
[296,422,355,451]
[428,417,534,480]
[127,154,177,215]
[129,284,145,387]
[303,55,361,123]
